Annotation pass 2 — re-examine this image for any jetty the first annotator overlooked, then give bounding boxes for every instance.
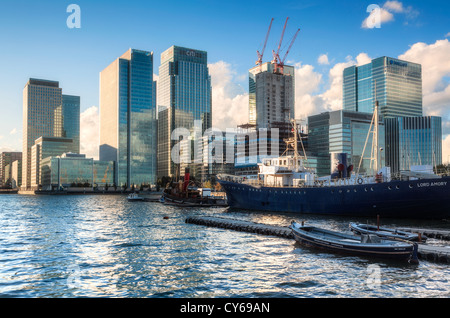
[185,216,450,264]
[397,227,450,241]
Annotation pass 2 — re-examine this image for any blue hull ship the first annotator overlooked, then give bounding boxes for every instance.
[218,177,450,219]
[218,113,450,220]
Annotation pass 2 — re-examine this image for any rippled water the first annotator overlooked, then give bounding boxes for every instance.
[0,194,449,298]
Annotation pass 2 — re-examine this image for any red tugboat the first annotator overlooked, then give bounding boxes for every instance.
[160,168,228,207]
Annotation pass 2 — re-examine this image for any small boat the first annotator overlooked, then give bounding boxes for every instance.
[350,223,427,243]
[290,222,419,263]
[127,193,145,202]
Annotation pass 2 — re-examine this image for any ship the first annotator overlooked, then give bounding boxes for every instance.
[218,99,450,219]
[161,168,228,207]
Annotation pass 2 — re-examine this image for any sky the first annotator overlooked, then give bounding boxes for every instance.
[0,0,449,160]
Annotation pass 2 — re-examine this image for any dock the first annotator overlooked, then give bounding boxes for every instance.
[185,216,293,239]
[397,227,450,241]
[185,216,450,264]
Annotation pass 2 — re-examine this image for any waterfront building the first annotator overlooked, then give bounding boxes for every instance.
[40,153,115,190]
[0,152,22,187]
[249,62,295,129]
[99,49,157,187]
[178,131,237,183]
[22,79,80,190]
[11,160,22,188]
[157,46,212,178]
[30,137,74,189]
[343,56,422,118]
[307,110,385,176]
[385,116,442,174]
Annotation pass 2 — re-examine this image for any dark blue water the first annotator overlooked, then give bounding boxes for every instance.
[0,194,449,298]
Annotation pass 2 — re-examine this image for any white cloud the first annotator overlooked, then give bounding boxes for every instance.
[208,61,249,130]
[362,7,394,29]
[446,32,450,38]
[9,128,17,135]
[362,1,418,29]
[294,53,372,120]
[443,135,450,163]
[399,39,450,115]
[355,52,372,66]
[383,1,404,13]
[80,106,99,160]
[317,54,329,65]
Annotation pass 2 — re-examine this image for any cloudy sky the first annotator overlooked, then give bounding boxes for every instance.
[0,0,449,160]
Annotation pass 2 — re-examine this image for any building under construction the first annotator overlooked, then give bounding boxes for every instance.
[249,17,299,130]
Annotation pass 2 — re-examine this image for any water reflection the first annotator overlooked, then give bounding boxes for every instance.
[0,194,449,297]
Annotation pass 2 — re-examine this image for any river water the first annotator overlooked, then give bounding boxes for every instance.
[0,194,449,298]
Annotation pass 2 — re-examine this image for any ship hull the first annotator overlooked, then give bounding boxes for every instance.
[218,177,450,219]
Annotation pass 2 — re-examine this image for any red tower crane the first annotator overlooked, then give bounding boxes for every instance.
[278,28,300,74]
[271,17,300,74]
[256,18,274,67]
[272,17,289,72]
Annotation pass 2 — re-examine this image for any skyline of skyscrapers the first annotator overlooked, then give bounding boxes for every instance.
[8,46,446,191]
[99,48,158,187]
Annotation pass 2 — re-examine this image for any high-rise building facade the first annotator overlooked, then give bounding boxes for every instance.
[0,152,22,187]
[22,79,80,190]
[308,110,385,176]
[343,56,422,118]
[249,62,295,129]
[385,116,442,173]
[157,46,212,178]
[100,49,157,186]
[62,94,81,154]
[30,136,74,188]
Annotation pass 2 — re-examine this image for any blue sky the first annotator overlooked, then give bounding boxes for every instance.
[0,0,449,155]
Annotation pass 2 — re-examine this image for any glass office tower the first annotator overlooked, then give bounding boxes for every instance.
[308,110,385,176]
[385,116,442,173]
[157,46,212,178]
[22,79,80,190]
[100,49,157,187]
[343,56,422,118]
[62,95,80,154]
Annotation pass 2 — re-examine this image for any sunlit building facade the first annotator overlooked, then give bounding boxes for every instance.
[41,153,115,190]
[385,116,442,173]
[100,49,157,186]
[0,152,22,187]
[157,46,212,178]
[22,79,80,190]
[248,62,295,129]
[343,56,422,118]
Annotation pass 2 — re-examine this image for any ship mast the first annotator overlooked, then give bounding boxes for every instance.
[373,80,379,175]
[356,80,380,177]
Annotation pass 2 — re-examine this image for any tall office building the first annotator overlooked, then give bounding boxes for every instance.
[22,79,80,190]
[343,56,422,118]
[100,49,157,187]
[157,46,212,178]
[0,152,22,187]
[62,94,81,154]
[308,110,385,176]
[248,62,295,129]
[385,116,442,173]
